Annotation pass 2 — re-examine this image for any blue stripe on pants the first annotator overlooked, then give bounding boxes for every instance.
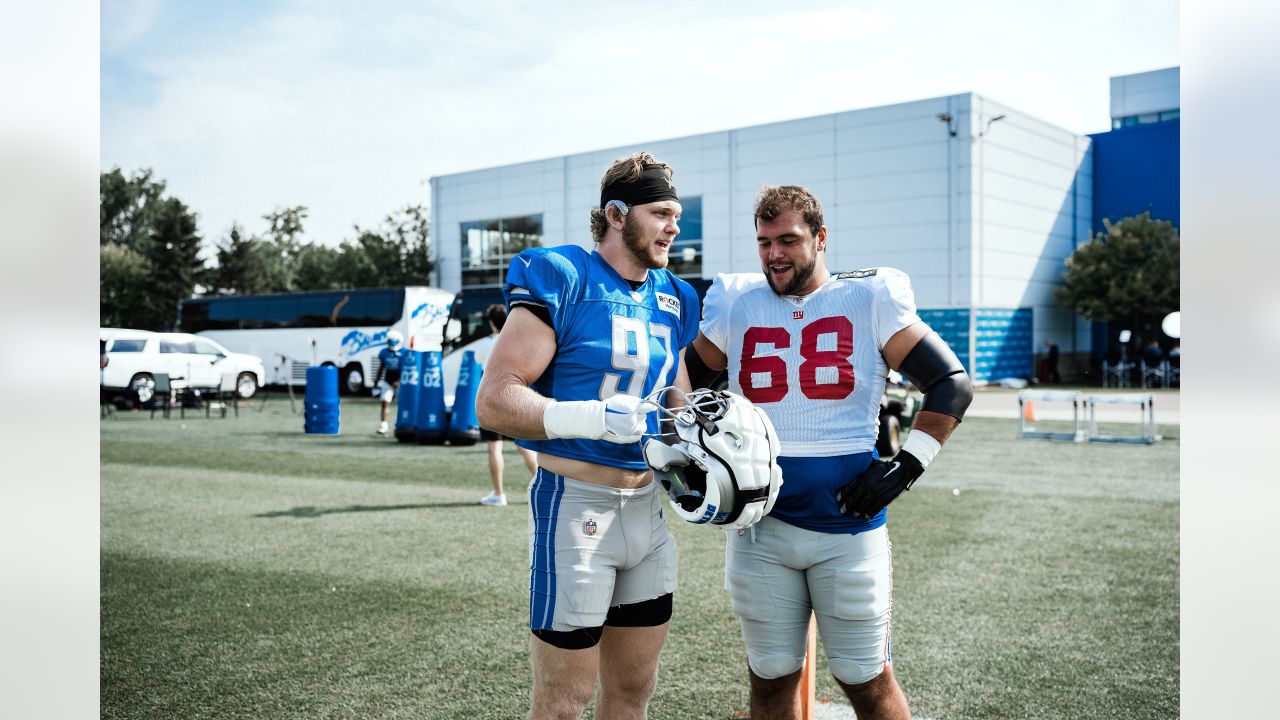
[529,469,564,631]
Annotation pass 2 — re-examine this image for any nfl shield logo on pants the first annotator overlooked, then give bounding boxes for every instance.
[583,519,597,536]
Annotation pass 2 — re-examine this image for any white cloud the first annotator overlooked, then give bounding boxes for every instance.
[101,1,1178,253]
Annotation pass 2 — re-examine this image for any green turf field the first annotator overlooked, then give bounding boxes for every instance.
[101,392,1178,719]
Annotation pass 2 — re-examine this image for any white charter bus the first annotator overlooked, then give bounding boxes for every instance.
[179,286,456,395]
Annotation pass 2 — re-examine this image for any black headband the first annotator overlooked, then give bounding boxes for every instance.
[600,163,679,208]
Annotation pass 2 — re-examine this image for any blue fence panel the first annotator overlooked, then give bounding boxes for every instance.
[916,308,971,374]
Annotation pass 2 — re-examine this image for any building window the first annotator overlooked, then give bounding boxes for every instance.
[668,195,702,278]
[460,214,543,288]
[1113,109,1179,129]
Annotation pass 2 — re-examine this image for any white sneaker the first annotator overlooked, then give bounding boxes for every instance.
[377,421,388,435]
[480,493,508,507]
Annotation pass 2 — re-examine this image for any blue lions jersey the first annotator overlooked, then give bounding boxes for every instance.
[503,245,700,470]
[377,346,405,382]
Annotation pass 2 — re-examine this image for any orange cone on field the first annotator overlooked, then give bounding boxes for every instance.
[1023,400,1036,422]
[799,614,817,720]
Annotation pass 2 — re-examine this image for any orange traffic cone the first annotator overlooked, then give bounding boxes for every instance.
[1023,400,1036,422]
[799,614,817,720]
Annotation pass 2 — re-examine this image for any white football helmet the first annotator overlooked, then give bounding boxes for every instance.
[386,329,404,349]
[642,388,783,529]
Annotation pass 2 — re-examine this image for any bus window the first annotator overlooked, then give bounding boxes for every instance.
[337,288,402,326]
[296,294,336,327]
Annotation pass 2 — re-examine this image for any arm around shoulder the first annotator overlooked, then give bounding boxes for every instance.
[687,333,727,389]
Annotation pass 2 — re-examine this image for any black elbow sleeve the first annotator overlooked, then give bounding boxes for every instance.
[898,331,973,422]
[685,346,726,390]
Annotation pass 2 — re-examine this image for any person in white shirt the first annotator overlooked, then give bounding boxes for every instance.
[688,185,973,720]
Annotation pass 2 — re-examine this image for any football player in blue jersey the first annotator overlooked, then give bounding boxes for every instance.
[689,185,973,720]
[373,329,405,434]
[476,152,702,720]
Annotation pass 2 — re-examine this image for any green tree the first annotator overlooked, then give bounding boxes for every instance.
[256,206,309,292]
[294,243,344,291]
[100,242,153,328]
[351,230,403,288]
[1055,212,1179,342]
[211,224,268,295]
[100,168,205,329]
[336,204,435,288]
[100,167,166,250]
[385,203,434,284]
[145,197,205,330]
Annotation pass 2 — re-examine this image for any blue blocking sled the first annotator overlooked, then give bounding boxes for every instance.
[394,350,422,443]
[415,350,447,444]
[304,365,340,435]
[446,349,481,446]
[394,349,482,446]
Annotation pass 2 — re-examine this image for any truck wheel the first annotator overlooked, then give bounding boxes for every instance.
[236,372,259,399]
[129,373,155,406]
[876,414,902,459]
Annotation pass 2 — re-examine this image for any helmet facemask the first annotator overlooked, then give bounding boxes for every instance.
[642,387,783,528]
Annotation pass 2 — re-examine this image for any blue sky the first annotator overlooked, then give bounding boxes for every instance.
[101,0,1179,255]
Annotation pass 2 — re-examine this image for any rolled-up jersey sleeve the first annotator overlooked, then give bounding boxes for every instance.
[504,250,576,333]
[874,268,922,350]
[698,274,732,353]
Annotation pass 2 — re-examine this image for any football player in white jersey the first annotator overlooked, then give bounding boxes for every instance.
[688,185,973,720]
[476,152,701,720]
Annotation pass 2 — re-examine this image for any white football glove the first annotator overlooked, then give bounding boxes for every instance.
[543,394,660,444]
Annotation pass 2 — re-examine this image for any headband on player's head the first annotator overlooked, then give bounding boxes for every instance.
[600,163,679,209]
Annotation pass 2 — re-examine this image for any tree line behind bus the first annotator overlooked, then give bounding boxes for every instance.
[101,167,434,332]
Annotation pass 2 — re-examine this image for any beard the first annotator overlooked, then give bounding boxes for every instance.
[766,253,817,295]
[621,215,669,270]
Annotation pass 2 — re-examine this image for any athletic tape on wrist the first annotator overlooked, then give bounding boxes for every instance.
[900,430,942,468]
[543,400,604,440]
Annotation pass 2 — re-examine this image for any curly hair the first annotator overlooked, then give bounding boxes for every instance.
[589,151,674,243]
[754,185,824,237]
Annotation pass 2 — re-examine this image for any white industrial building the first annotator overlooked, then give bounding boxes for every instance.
[430,72,1175,383]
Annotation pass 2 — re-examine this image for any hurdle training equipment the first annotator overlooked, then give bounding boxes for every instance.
[1017,390,1084,441]
[1017,390,1161,444]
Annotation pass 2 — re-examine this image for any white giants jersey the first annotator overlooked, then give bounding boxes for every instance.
[700,268,921,457]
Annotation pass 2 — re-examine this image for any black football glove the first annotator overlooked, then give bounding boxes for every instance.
[837,450,925,519]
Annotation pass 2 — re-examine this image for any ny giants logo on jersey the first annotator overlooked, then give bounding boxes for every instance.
[583,519,598,536]
[792,310,804,320]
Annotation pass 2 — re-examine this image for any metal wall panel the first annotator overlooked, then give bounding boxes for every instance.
[429,91,1098,382]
